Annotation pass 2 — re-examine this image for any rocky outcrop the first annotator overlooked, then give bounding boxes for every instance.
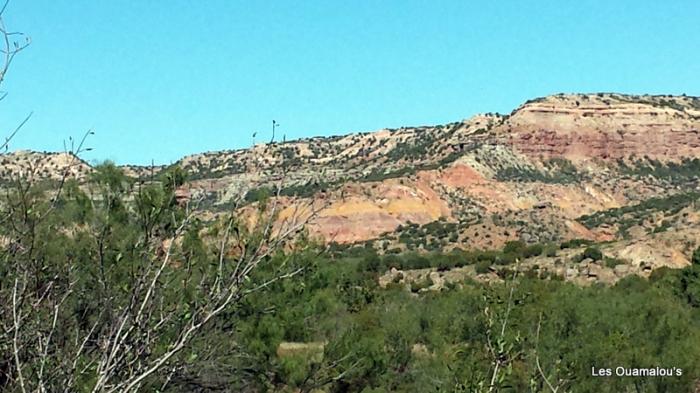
[3,93,698,271]
[497,94,700,161]
[0,151,91,181]
[309,181,451,243]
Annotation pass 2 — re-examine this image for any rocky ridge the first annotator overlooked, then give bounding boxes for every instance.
[1,93,699,277]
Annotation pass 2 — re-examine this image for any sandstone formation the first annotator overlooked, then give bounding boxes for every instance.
[2,93,699,274]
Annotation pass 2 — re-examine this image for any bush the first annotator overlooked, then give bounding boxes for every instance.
[582,247,603,262]
[649,266,673,283]
[410,276,434,293]
[503,240,527,255]
[693,247,700,265]
[404,253,431,270]
[383,254,402,270]
[560,238,594,249]
[495,253,517,265]
[475,261,491,274]
[604,257,624,269]
[496,268,515,279]
[544,245,558,257]
[359,253,384,273]
[474,250,498,264]
[244,187,272,203]
[436,259,454,272]
[523,244,544,258]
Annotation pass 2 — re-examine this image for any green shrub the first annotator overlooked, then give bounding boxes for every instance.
[475,260,491,274]
[524,267,539,279]
[410,276,434,293]
[496,268,515,279]
[577,192,700,232]
[503,240,526,255]
[405,253,431,269]
[495,253,517,265]
[383,254,402,269]
[359,253,384,273]
[474,250,498,264]
[495,159,581,184]
[618,158,700,182]
[604,257,624,269]
[544,245,558,257]
[523,244,544,258]
[560,238,594,249]
[649,266,673,283]
[436,259,454,272]
[582,247,603,262]
[244,186,272,203]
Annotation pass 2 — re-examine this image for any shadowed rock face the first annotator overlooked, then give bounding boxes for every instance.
[2,93,699,270]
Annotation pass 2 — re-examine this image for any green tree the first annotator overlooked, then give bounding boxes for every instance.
[1,159,315,392]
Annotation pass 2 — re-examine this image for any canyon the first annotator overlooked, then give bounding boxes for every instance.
[2,93,699,280]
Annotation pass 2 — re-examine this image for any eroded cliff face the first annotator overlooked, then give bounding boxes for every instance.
[2,93,699,270]
[273,94,700,272]
[498,94,700,161]
[301,159,630,248]
[309,180,451,243]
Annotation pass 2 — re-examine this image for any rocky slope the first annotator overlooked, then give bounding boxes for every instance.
[1,93,699,274]
[501,94,700,160]
[0,150,91,181]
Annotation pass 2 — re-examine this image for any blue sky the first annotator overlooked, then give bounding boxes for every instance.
[1,1,699,165]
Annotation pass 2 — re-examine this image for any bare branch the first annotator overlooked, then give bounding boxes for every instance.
[12,275,27,393]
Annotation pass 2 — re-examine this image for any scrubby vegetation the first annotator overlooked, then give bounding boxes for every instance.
[244,179,333,201]
[0,163,311,392]
[618,158,700,183]
[582,246,603,261]
[569,246,604,263]
[392,220,461,251]
[577,192,700,237]
[361,152,463,183]
[6,162,700,391]
[182,157,245,180]
[495,158,582,184]
[560,238,594,249]
[181,248,700,392]
[3,4,700,389]
[348,240,552,273]
[613,94,699,113]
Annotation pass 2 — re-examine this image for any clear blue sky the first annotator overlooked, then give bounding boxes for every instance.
[1,1,699,165]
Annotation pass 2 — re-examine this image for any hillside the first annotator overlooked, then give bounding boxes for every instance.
[2,93,699,276]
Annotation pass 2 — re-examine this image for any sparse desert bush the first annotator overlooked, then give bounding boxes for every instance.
[475,260,491,274]
[604,256,625,269]
[560,238,594,249]
[410,275,434,293]
[582,246,603,262]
